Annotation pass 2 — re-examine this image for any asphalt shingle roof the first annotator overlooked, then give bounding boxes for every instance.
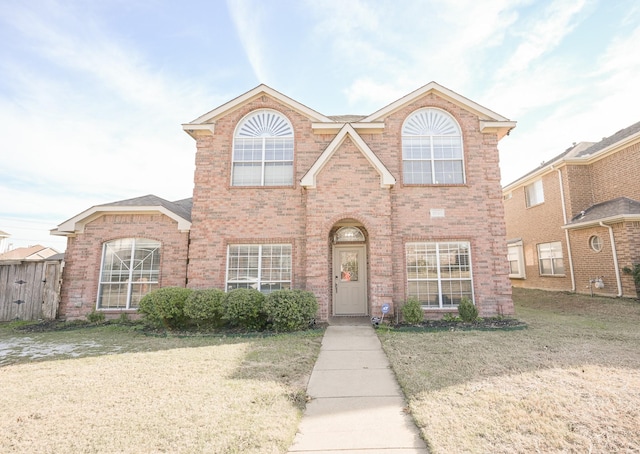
[98,195,192,221]
[569,197,640,225]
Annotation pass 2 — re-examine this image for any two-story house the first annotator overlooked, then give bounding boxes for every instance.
[53,82,516,321]
[503,121,640,298]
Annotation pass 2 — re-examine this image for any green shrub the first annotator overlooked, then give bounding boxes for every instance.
[264,289,318,332]
[402,298,424,324]
[138,287,192,330]
[457,297,479,322]
[443,313,461,322]
[222,288,267,331]
[86,310,105,324]
[184,288,225,328]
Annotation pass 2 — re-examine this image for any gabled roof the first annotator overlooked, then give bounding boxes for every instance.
[301,124,396,189]
[52,195,193,236]
[362,81,516,139]
[564,197,640,229]
[182,84,334,138]
[0,230,9,238]
[504,120,640,191]
[0,245,59,261]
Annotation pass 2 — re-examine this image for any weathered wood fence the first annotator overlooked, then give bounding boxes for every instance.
[0,260,62,321]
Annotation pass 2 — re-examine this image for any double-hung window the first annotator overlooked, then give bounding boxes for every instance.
[507,241,525,279]
[226,244,292,293]
[537,241,564,276]
[232,110,294,186]
[525,180,544,207]
[97,238,160,309]
[402,109,465,185]
[406,241,473,308]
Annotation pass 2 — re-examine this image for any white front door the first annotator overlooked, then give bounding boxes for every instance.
[333,245,367,315]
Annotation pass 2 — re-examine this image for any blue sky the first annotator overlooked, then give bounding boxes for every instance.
[1,0,639,252]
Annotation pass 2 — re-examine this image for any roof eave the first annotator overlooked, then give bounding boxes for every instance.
[52,205,192,236]
[562,214,640,230]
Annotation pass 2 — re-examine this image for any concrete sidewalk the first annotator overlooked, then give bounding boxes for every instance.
[288,324,428,453]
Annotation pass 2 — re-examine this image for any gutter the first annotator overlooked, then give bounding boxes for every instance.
[599,221,623,297]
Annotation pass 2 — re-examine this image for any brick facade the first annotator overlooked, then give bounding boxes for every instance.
[56,83,516,320]
[503,122,640,299]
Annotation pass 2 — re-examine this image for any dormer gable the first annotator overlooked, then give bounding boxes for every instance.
[182,84,334,138]
[362,81,516,140]
[301,124,395,189]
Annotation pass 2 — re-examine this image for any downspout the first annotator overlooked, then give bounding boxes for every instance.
[599,221,623,297]
[554,166,576,291]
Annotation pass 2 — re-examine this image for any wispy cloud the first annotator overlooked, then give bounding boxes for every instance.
[225,0,269,83]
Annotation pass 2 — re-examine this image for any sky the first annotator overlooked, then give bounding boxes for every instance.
[1,0,639,253]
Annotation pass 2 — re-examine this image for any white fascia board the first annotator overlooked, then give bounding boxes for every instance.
[362,81,511,123]
[562,214,640,230]
[181,123,216,138]
[564,131,640,165]
[52,206,191,235]
[479,120,517,140]
[311,122,385,134]
[185,84,333,126]
[301,124,395,189]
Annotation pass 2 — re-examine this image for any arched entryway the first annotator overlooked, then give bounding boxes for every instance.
[330,222,368,316]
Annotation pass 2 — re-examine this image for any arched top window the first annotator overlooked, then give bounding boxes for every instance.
[232,110,294,186]
[334,226,365,243]
[402,108,465,185]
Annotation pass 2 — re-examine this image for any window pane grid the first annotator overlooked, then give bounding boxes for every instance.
[98,239,160,310]
[227,244,291,293]
[537,242,564,275]
[406,242,473,308]
[402,110,464,185]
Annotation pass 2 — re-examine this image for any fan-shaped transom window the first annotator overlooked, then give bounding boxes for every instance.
[334,226,365,243]
[232,110,294,186]
[402,109,465,185]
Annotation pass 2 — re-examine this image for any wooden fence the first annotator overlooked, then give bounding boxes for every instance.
[0,260,62,321]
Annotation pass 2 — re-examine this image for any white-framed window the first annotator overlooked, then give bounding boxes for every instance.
[226,244,292,293]
[537,241,565,276]
[525,180,544,207]
[589,235,602,252]
[406,241,473,308]
[402,108,465,185]
[97,238,160,309]
[232,110,294,186]
[507,242,526,279]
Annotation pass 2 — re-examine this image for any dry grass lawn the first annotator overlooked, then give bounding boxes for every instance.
[379,288,640,453]
[0,327,322,453]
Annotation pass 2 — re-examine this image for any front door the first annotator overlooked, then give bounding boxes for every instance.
[333,245,367,315]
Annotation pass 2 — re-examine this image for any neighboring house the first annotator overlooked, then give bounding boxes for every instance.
[0,244,59,261]
[503,121,640,298]
[52,82,516,321]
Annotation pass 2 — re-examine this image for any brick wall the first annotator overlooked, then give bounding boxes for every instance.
[504,168,572,291]
[187,91,514,319]
[59,213,189,319]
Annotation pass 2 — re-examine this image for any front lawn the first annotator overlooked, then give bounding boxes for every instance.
[0,323,322,453]
[378,288,640,453]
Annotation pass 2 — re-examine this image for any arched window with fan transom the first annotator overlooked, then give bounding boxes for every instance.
[232,110,294,186]
[402,108,465,185]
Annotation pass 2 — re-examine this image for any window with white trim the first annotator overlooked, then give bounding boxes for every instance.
[537,241,565,276]
[525,180,544,207]
[226,244,292,293]
[97,238,160,309]
[402,109,465,185]
[232,110,294,186]
[406,241,473,308]
[507,242,525,278]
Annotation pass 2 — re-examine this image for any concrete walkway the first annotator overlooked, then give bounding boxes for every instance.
[288,324,429,453]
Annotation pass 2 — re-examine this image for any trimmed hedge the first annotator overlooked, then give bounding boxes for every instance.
[138,287,193,330]
[222,288,268,331]
[457,297,479,322]
[184,288,225,328]
[264,289,318,332]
